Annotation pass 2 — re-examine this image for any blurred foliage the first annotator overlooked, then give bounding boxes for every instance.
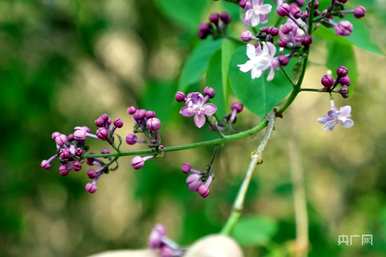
[0,1,385,257]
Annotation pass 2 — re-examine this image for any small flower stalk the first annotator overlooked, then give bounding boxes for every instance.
[198,12,231,39]
[148,224,184,257]
[181,162,214,198]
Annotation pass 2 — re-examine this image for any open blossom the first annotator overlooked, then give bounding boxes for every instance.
[279,18,307,47]
[179,92,217,128]
[238,42,279,81]
[318,101,354,131]
[243,0,272,27]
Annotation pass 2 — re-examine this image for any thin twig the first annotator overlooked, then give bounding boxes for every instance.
[221,112,276,235]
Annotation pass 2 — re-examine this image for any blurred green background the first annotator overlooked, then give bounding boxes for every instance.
[0,1,385,257]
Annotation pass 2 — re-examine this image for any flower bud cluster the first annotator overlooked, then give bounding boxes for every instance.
[198,12,231,39]
[148,224,183,257]
[181,162,213,198]
[320,65,351,98]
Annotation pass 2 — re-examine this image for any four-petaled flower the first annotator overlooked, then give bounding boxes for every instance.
[238,42,279,81]
[244,0,272,27]
[179,92,217,128]
[318,101,354,131]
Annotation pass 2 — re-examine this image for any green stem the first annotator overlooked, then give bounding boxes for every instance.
[222,112,276,235]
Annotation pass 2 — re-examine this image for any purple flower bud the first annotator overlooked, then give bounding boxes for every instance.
[72,161,82,172]
[302,35,313,46]
[335,21,353,36]
[85,182,97,193]
[58,164,70,176]
[133,109,146,121]
[219,12,231,24]
[279,39,288,48]
[186,174,203,192]
[181,162,192,174]
[59,148,71,160]
[95,117,105,127]
[75,148,84,157]
[337,0,348,3]
[96,127,109,140]
[175,91,186,102]
[131,156,146,170]
[127,106,137,115]
[198,184,209,198]
[239,0,247,8]
[290,3,302,18]
[321,74,335,88]
[240,30,254,42]
[203,86,215,98]
[146,117,161,132]
[231,102,244,113]
[340,85,349,98]
[40,160,51,170]
[353,6,366,18]
[54,134,68,146]
[339,75,351,86]
[51,131,60,140]
[198,23,211,39]
[73,126,90,141]
[278,55,289,66]
[144,111,156,119]
[337,66,349,77]
[87,169,97,179]
[209,13,219,24]
[160,247,174,257]
[296,0,305,7]
[113,118,124,128]
[125,133,137,145]
[269,27,279,36]
[148,224,166,249]
[277,3,291,17]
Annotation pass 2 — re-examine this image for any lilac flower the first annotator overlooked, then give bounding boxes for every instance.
[179,92,217,128]
[279,18,306,47]
[243,0,272,27]
[318,101,354,131]
[335,21,353,36]
[238,42,279,81]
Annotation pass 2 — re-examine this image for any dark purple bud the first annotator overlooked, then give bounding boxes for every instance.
[209,13,220,24]
[113,118,124,128]
[198,184,209,198]
[278,55,289,66]
[353,6,366,18]
[145,111,156,119]
[269,27,279,36]
[85,182,97,193]
[340,85,349,98]
[127,106,137,115]
[58,164,70,176]
[181,162,192,174]
[75,148,84,157]
[95,117,105,127]
[131,156,145,170]
[86,157,95,166]
[146,117,161,131]
[277,3,290,16]
[134,109,146,121]
[72,161,82,172]
[240,30,253,42]
[296,0,305,6]
[339,75,351,86]
[96,127,109,140]
[302,35,313,46]
[336,66,349,77]
[125,133,137,145]
[337,0,348,3]
[199,22,211,34]
[40,160,51,170]
[203,86,215,98]
[59,148,71,160]
[175,91,186,102]
[219,12,231,24]
[279,39,288,48]
[321,74,335,88]
[231,102,244,113]
[239,0,247,8]
[87,169,97,179]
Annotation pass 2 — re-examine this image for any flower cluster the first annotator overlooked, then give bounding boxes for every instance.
[318,100,353,131]
[320,65,351,98]
[198,12,231,39]
[240,0,272,27]
[181,163,214,198]
[176,87,217,128]
[149,224,183,257]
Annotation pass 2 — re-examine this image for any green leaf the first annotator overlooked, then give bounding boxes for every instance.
[207,50,227,118]
[326,41,358,92]
[179,39,222,90]
[232,216,278,246]
[221,39,240,109]
[155,0,209,30]
[229,46,293,117]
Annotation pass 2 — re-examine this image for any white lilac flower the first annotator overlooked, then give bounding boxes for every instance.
[318,101,354,131]
[238,42,279,81]
[179,92,217,128]
[243,0,272,27]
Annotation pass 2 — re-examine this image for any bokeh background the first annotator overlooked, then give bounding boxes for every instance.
[0,1,385,257]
